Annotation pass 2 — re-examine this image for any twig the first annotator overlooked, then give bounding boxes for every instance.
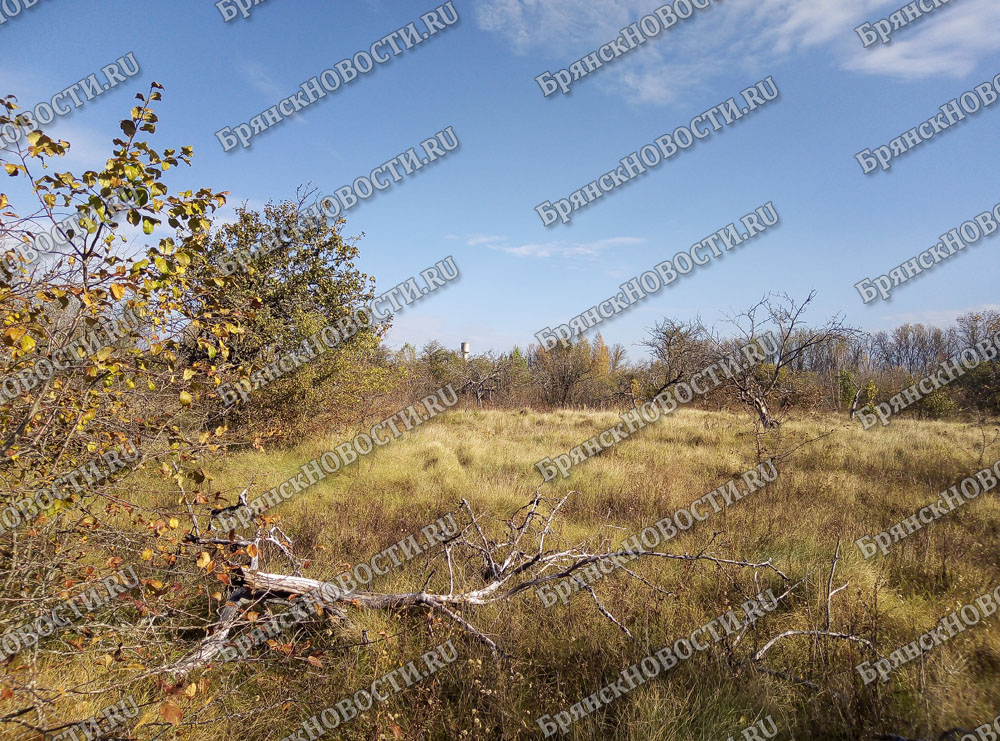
[825,539,841,631]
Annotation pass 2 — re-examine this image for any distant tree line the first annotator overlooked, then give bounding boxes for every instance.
[394,297,999,424]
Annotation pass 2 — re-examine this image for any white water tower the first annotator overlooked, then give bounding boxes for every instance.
[461,342,470,361]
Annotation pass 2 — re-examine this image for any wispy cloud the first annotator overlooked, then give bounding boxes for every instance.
[844,0,1000,79]
[877,303,1000,327]
[476,0,1000,104]
[463,234,507,247]
[463,234,644,258]
[241,61,285,98]
[238,61,312,128]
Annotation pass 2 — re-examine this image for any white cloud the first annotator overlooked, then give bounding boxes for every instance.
[462,234,507,247]
[876,303,1000,327]
[844,0,1000,79]
[476,0,651,55]
[476,0,1000,104]
[467,234,644,258]
[237,62,310,127]
[241,61,285,98]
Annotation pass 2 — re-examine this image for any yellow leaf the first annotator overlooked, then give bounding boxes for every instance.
[3,327,25,345]
[109,284,125,301]
[141,549,153,561]
[168,517,179,529]
[196,552,211,569]
[19,334,35,352]
[245,543,258,558]
[184,683,197,698]
[179,390,193,407]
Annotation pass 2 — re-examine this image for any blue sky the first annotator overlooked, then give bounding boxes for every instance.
[3,0,1000,359]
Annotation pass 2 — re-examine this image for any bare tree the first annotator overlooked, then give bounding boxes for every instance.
[607,343,627,372]
[706,292,854,430]
[459,353,511,406]
[641,318,710,398]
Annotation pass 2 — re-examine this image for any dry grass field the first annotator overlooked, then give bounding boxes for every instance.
[11,407,1000,740]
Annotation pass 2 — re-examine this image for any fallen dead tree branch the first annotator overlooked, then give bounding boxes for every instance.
[221,489,794,658]
[162,486,805,680]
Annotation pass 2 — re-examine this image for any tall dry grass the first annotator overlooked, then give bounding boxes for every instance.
[8,408,999,740]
